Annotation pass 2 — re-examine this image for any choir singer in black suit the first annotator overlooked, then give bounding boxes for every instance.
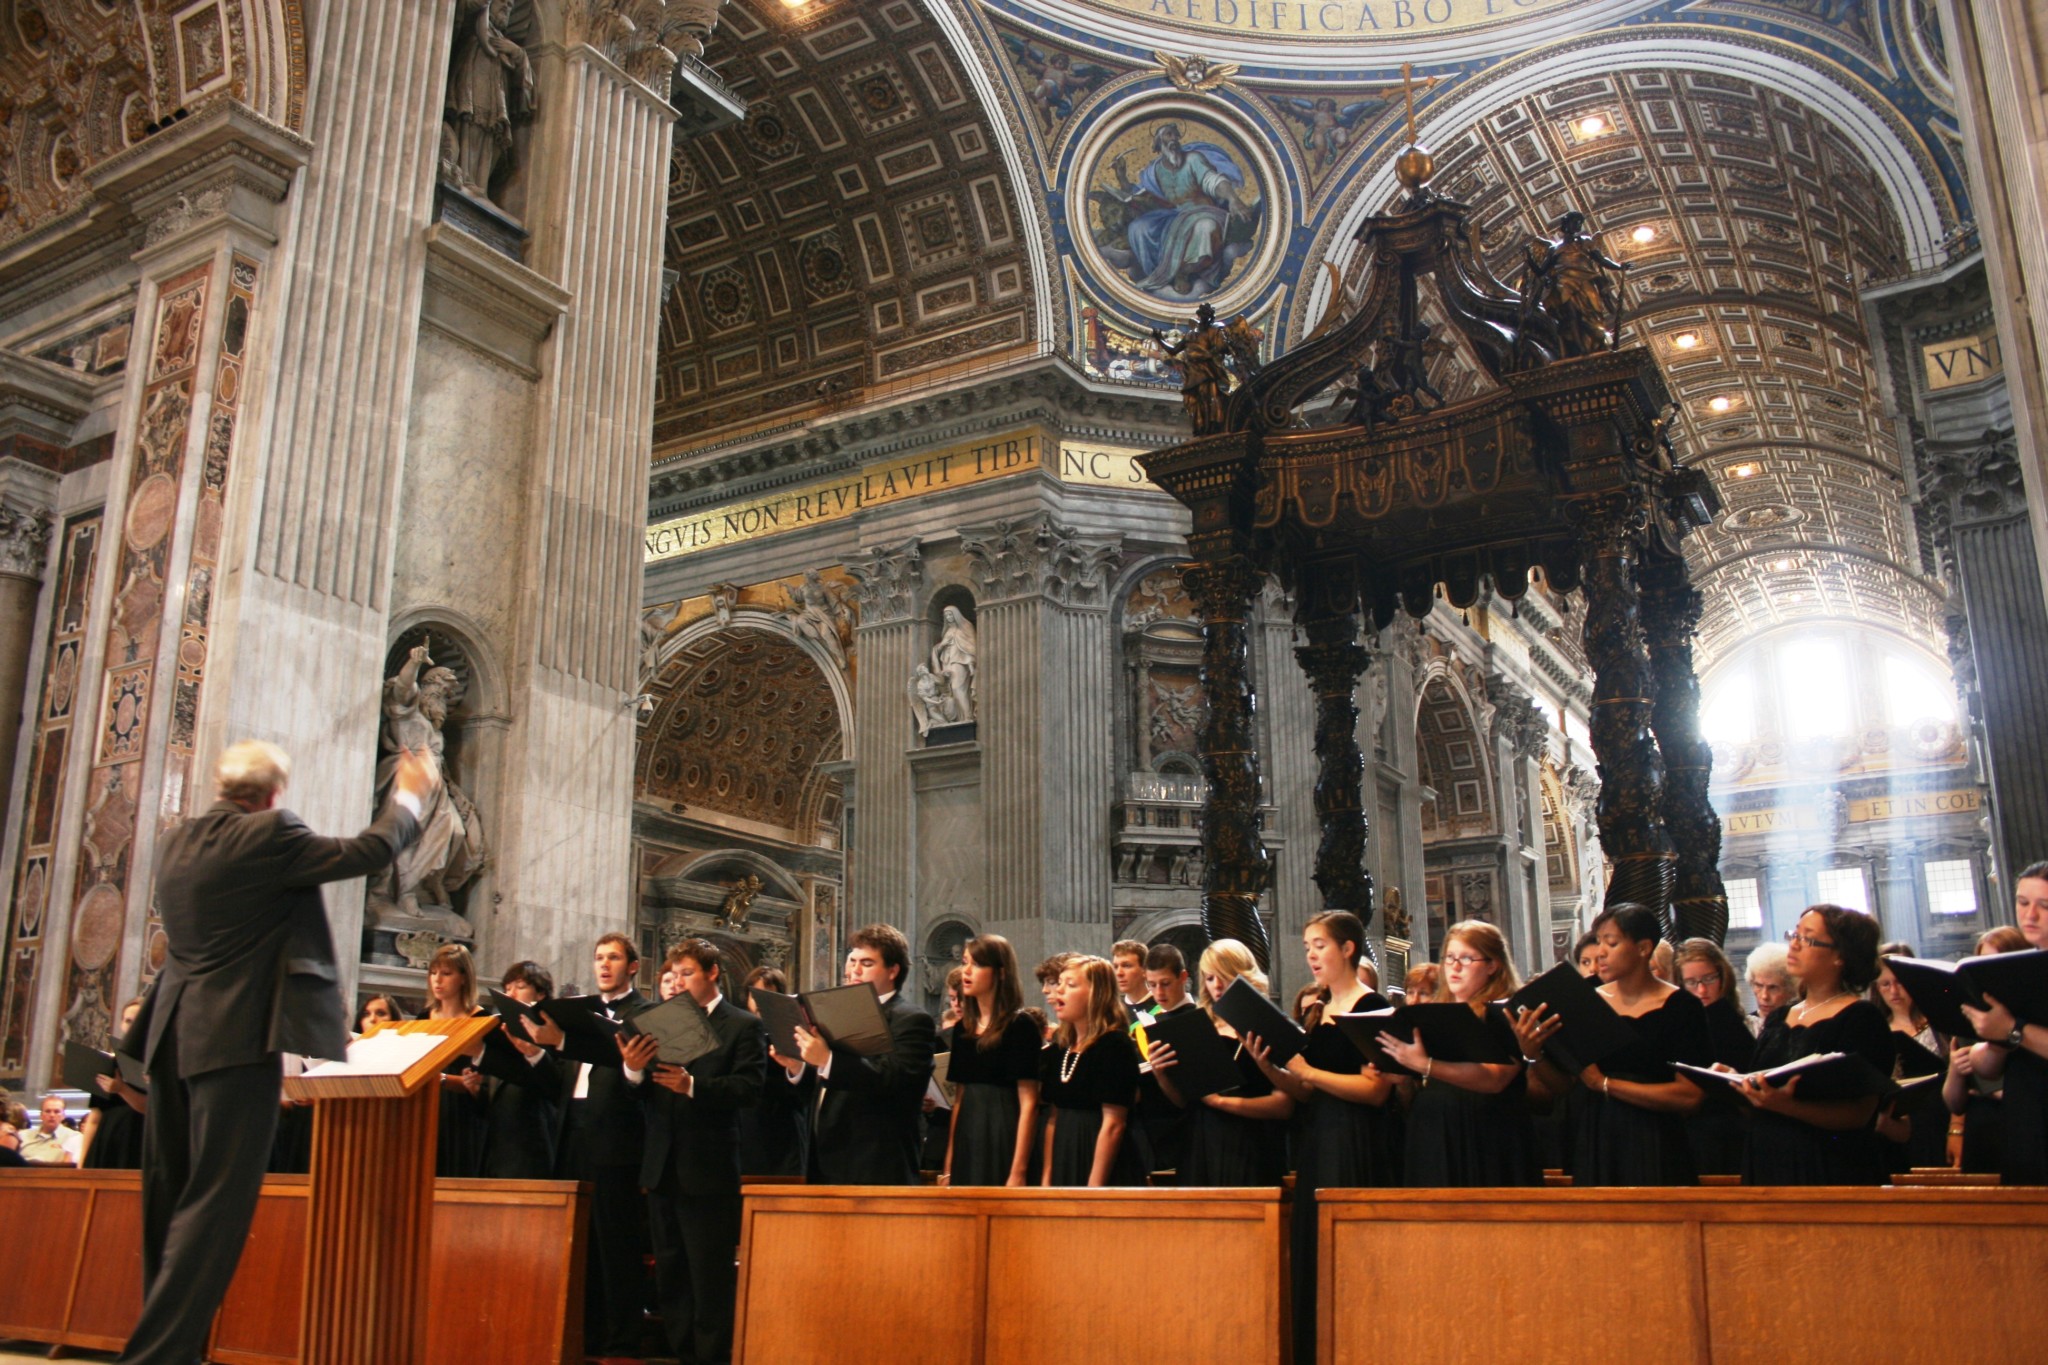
[115,739,433,1365]
[634,939,764,1365]
[774,923,937,1184]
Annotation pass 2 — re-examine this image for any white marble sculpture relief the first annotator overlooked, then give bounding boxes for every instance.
[442,0,535,206]
[370,642,487,936]
[932,605,978,723]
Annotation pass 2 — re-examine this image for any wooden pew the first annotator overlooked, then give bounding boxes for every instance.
[1316,1187,2048,1364]
[0,1171,586,1361]
[735,1185,1288,1364]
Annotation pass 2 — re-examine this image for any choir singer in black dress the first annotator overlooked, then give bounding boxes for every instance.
[1153,939,1291,1186]
[635,938,763,1365]
[1958,862,2048,1185]
[1254,911,1398,1365]
[1562,904,1712,1185]
[943,933,1041,1186]
[1676,937,1754,1177]
[1736,905,1892,1185]
[480,960,563,1180]
[1379,921,1539,1187]
[1040,956,1146,1186]
[422,943,490,1178]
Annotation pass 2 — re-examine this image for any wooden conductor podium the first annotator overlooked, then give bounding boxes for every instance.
[283,1015,499,1365]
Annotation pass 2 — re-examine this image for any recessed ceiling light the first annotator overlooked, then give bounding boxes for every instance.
[1672,331,1701,350]
[1727,462,1759,479]
[1708,395,1734,413]
[1577,114,1610,138]
[1631,224,1657,244]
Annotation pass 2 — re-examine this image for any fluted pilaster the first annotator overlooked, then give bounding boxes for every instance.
[847,540,924,927]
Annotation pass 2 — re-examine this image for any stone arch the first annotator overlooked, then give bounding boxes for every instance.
[637,625,846,844]
[918,915,978,1016]
[657,607,854,757]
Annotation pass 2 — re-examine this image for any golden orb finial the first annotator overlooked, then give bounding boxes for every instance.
[1395,143,1436,191]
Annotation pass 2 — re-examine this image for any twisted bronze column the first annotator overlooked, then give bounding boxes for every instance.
[1576,498,1677,929]
[1640,549,1728,943]
[1294,609,1374,928]
[1184,556,1273,969]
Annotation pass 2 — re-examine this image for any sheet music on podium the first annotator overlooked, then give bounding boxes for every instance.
[294,1031,449,1099]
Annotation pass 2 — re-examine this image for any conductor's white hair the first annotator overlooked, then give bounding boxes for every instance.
[215,739,290,803]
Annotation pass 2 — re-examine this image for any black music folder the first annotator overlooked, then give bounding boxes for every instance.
[753,983,896,1059]
[1335,1002,1515,1076]
[1507,961,1639,1072]
[535,993,630,1065]
[620,993,722,1067]
[1885,950,2048,1043]
[1143,1005,1244,1102]
[61,1040,148,1094]
[487,987,546,1041]
[1674,1050,1888,1102]
[1211,977,1308,1066]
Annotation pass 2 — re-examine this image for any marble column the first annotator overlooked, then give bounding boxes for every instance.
[486,25,687,975]
[1261,585,1319,998]
[199,1,460,1001]
[20,104,311,1074]
[1486,671,1553,973]
[847,540,925,928]
[961,515,1120,942]
[0,474,57,838]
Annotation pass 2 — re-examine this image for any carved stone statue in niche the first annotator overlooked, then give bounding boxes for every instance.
[908,665,948,737]
[442,0,535,208]
[930,605,978,722]
[369,642,488,936]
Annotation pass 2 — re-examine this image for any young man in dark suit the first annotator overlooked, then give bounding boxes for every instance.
[774,922,937,1185]
[116,739,433,1365]
[633,939,764,1365]
[528,933,656,1364]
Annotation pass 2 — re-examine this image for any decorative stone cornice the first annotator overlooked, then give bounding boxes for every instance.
[960,514,1121,607]
[1485,669,1551,762]
[648,356,1181,514]
[420,223,571,379]
[846,538,924,625]
[0,349,100,444]
[87,99,312,254]
[569,0,741,121]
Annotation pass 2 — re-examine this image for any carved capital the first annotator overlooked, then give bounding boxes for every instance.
[847,538,924,625]
[0,499,53,579]
[960,514,1121,607]
[1485,671,1549,762]
[571,0,729,95]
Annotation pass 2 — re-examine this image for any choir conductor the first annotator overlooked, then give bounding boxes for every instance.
[115,739,437,1364]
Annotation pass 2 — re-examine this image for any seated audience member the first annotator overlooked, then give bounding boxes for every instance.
[777,924,937,1185]
[20,1094,82,1166]
[1112,939,1153,1020]
[1676,938,1754,1176]
[944,933,1041,1187]
[737,966,810,1177]
[1871,941,1948,1170]
[82,996,150,1170]
[1041,955,1145,1186]
[1401,962,1440,1003]
[480,959,564,1180]
[0,1101,29,1168]
[634,938,763,1365]
[1380,921,1539,1188]
[423,943,490,1178]
[1153,939,1291,1186]
[1945,925,2029,1172]
[1744,942,1794,1027]
[1957,864,2048,1184]
[1737,906,1891,1186]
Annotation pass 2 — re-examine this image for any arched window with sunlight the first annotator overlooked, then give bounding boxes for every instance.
[1701,670,1755,746]
[1884,654,1956,729]
[1778,637,1852,738]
